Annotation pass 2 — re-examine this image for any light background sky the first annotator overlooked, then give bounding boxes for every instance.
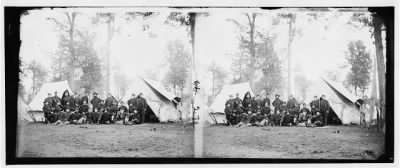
[19,8,377,100]
[194,10,376,100]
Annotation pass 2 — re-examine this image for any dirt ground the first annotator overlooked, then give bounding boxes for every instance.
[17,122,194,158]
[203,125,385,159]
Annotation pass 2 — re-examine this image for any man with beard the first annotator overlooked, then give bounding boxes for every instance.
[272,94,283,113]
[262,93,271,109]
[136,93,148,123]
[320,94,331,126]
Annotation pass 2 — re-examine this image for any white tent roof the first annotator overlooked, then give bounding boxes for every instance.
[210,82,254,114]
[305,78,361,125]
[28,80,73,111]
[121,77,179,122]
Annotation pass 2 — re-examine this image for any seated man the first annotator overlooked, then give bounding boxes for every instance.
[53,108,72,125]
[69,110,83,124]
[297,110,311,127]
[109,101,119,123]
[43,101,56,123]
[280,110,292,126]
[250,110,267,127]
[127,110,141,125]
[234,110,251,128]
[311,112,324,127]
[79,100,90,124]
[270,110,281,126]
[224,103,234,126]
[117,101,128,123]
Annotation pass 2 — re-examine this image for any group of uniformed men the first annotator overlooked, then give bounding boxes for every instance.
[42,90,148,125]
[223,92,331,127]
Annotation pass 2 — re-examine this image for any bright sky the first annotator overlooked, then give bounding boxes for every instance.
[20,8,190,93]
[194,10,375,97]
[19,8,376,99]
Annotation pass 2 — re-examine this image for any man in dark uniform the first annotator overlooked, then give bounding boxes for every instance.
[54,101,63,121]
[109,101,119,123]
[233,93,243,109]
[79,100,90,123]
[262,93,271,108]
[320,94,330,126]
[136,93,148,123]
[44,93,54,108]
[287,95,298,114]
[309,96,320,116]
[52,91,61,107]
[224,103,234,126]
[127,93,137,114]
[117,101,128,122]
[270,110,281,126]
[105,93,114,109]
[43,101,56,123]
[272,94,283,113]
[90,92,101,113]
[72,92,80,107]
[80,91,89,106]
[312,112,324,127]
[225,95,235,108]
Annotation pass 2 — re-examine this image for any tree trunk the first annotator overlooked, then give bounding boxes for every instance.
[66,12,76,89]
[246,13,257,90]
[372,15,385,132]
[287,15,296,96]
[105,15,115,95]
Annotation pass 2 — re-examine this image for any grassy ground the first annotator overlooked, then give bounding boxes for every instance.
[17,122,194,158]
[203,125,385,159]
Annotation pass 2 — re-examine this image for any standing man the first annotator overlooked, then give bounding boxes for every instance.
[262,93,271,109]
[44,93,54,108]
[136,93,148,123]
[90,92,101,112]
[320,94,330,126]
[233,93,243,109]
[105,93,114,110]
[52,91,61,107]
[225,95,235,108]
[80,91,89,106]
[272,94,283,113]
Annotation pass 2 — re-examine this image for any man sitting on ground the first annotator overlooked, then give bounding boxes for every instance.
[270,110,281,126]
[311,112,324,127]
[235,110,251,128]
[280,110,292,126]
[224,103,234,126]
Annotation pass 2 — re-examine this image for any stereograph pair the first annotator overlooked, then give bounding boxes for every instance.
[4,6,394,164]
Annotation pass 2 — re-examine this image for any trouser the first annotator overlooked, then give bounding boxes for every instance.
[323,111,328,126]
[226,114,233,125]
[138,109,145,123]
[235,122,250,128]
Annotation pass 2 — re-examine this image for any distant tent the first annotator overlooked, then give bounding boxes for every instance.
[305,78,364,125]
[29,80,73,112]
[121,77,181,123]
[17,95,34,122]
[208,82,255,124]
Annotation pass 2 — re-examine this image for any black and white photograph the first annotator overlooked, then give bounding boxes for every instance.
[13,8,195,158]
[2,2,397,166]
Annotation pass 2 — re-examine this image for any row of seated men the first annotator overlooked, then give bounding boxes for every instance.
[225,103,324,127]
[42,91,148,125]
[224,92,330,127]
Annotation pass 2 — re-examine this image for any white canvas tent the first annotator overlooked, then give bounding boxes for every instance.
[29,80,73,112]
[18,95,34,122]
[121,77,180,123]
[305,78,363,125]
[208,82,255,124]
